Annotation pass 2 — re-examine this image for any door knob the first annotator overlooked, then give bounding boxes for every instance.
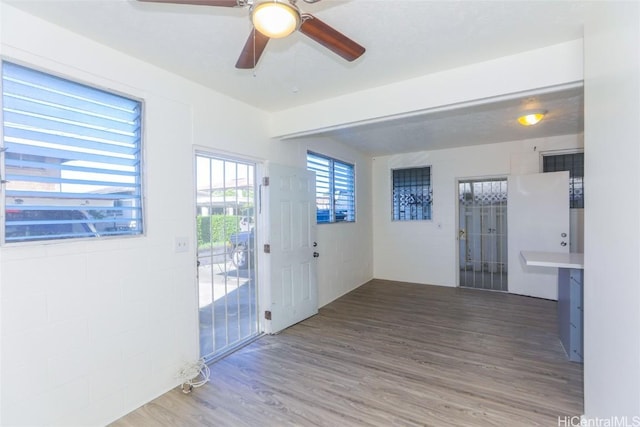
[561,232,567,238]
[561,241,567,247]
[313,242,318,247]
[313,252,319,258]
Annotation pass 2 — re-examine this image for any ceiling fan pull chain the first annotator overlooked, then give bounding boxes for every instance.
[252,28,257,76]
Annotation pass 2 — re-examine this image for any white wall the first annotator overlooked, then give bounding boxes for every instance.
[0,5,373,426]
[372,134,583,286]
[583,2,640,419]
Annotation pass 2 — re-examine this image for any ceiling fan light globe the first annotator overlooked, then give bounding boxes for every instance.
[252,2,300,39]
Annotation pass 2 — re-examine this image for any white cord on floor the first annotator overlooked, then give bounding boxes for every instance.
[177,359,210,394]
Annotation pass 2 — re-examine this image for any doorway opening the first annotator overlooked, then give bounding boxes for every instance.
[196,153,259,362]
[458,178,508,291]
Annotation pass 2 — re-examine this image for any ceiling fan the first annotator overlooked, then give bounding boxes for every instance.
[138,0,366,69]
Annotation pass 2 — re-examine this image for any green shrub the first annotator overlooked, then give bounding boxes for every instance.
[197,215,241,247]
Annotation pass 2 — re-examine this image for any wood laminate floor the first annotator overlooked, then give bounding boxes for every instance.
[111,280,583,427]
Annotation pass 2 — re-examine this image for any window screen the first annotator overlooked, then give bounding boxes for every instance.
[543,152,584,209]
[306,152,355,224]
[392,167,432,221]
[2,61,143,243]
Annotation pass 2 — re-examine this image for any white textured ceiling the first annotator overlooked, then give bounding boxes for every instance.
[4,0,588,153]
[311,85,584,155]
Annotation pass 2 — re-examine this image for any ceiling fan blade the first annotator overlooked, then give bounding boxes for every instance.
[299,14,365,62]
[137,0,239,7]
[236,29,270,69]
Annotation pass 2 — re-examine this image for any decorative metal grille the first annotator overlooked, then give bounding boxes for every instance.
[543,152,584,209]
[392,167,432,221]
[458,180,508,206]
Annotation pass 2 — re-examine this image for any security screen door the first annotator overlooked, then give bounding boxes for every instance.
[458,179,508,291]
[196,153,259,361]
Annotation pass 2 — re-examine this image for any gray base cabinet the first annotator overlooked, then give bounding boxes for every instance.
[557,268,583,362]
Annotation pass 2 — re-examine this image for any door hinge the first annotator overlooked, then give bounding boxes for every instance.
[264,244,271,253]
[262,176,269,186]
[265,310,272,320]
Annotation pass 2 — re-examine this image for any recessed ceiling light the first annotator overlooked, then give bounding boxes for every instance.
[517,110,547,126]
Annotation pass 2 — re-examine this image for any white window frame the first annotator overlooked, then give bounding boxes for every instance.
[306,151,356,224]
[1,61,144,244]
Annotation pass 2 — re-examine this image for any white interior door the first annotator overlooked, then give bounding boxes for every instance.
[268,163,318,333]
[507,171,569,300]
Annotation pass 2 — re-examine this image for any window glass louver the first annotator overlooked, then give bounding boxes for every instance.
[2,62,143,242]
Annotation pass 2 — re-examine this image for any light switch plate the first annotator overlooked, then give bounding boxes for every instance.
[175,237,189,253]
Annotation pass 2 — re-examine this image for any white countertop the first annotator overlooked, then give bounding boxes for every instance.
[520,251,584,269]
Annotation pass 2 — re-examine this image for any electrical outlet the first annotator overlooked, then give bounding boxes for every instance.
[175,237,189,253]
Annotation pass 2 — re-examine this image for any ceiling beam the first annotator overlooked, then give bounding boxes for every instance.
[270,39,584,140]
